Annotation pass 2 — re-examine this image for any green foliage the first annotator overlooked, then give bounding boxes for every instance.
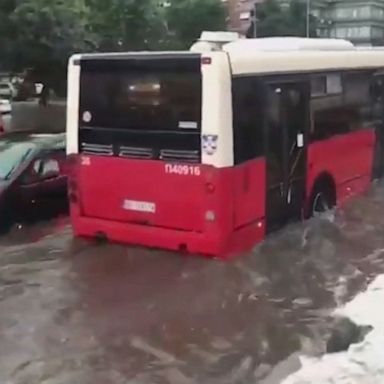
[163,0,227,50]
[0,0,227,84]
[11,0,88,71]
[0,0,17,70]
[85,0,227,51]
[85,0,159,51]
[249,0,317,38]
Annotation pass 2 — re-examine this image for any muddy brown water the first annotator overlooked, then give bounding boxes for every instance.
[1,183,384,384]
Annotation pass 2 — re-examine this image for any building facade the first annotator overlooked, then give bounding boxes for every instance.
[316,0,384,46]
[224,0,384,46]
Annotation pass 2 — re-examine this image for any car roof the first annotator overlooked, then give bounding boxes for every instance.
[0,131,66,151]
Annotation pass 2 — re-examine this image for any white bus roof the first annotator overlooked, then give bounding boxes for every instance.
[223,38,384,76]
[224,37,354,52]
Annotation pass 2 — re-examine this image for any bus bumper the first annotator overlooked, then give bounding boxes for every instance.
[71,215,265,260]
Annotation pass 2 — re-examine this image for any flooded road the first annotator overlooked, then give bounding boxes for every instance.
[1,184,384,384]
[3,100,66,133]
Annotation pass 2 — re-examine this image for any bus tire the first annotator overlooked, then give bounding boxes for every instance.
[308,176,336,217]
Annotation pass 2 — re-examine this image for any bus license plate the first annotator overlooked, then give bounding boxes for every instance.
[123,200,156,213]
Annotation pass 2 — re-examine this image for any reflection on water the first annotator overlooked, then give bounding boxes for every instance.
[1,184,384,383]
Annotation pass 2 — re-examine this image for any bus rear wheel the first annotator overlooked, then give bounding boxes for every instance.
[309,182,336,217]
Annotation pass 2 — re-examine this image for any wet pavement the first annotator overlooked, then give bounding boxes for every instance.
[2,184,384,384]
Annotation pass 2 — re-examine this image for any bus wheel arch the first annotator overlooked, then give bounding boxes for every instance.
[307,173,337,218]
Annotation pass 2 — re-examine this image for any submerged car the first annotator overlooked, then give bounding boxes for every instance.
[0,132,68,231]
[0,99,11,114]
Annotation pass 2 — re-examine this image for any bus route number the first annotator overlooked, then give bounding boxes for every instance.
[165,164,201,176]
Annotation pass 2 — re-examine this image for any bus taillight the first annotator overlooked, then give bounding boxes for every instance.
[201,57,212,65]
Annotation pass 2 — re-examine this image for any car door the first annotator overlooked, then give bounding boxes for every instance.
[16,150,68,222]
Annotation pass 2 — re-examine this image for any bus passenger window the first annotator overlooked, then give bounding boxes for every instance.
[310,71,374,141]
[344,71,373,130]
[311,95,346,140]
[232,78,265,164]
[311,77,326,97]
[371,77,384,121]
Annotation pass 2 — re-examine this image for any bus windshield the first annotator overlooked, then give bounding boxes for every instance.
[79,57,202,132]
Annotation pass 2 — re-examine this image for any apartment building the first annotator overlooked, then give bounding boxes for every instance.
[224,0,384,46]
[317,0,384,46]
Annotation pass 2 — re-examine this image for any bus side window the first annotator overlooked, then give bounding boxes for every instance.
[310,74,345,141]
[232,77,265,165]
[370,76,384,122]
[311,94,346,140]
[310,71,373,141]
[344,71,373,131]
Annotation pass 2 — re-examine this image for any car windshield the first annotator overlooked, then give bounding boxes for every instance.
[0,142,35,180]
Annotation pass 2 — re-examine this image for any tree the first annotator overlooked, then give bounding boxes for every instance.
[9,0,92,95]
[86,0,228,51]
[288,0,318,37]
[248,0,317,38]
[163,0,227,49]
[0,0,17,70]
[85,0,162,51]
[0,0,228,99]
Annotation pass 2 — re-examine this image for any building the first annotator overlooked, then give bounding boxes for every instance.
[224,0,384,46]
[316,0,384,46]
[275,0,384,45]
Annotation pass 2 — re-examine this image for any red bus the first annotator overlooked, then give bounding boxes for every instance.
[66,36,384,259]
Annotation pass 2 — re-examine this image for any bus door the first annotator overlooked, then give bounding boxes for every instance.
[265,81,309,232]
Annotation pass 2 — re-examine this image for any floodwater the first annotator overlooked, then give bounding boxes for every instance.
[2,182,384,384]
[3,100,66,133]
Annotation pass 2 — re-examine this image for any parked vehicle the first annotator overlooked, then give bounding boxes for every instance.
[0,132,67,232]
[0,99,11,114]
[0,83,16,100]
[66,36,384,259]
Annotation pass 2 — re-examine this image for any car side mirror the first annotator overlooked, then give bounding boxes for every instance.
[40,158,61,181]
[41,169,60,180]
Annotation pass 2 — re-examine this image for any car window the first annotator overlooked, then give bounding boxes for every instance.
[0,142,35,179]
[41,158,60,177]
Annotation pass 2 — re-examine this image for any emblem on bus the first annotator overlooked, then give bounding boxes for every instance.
[202,134,218,156]
[82,111,92,123]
